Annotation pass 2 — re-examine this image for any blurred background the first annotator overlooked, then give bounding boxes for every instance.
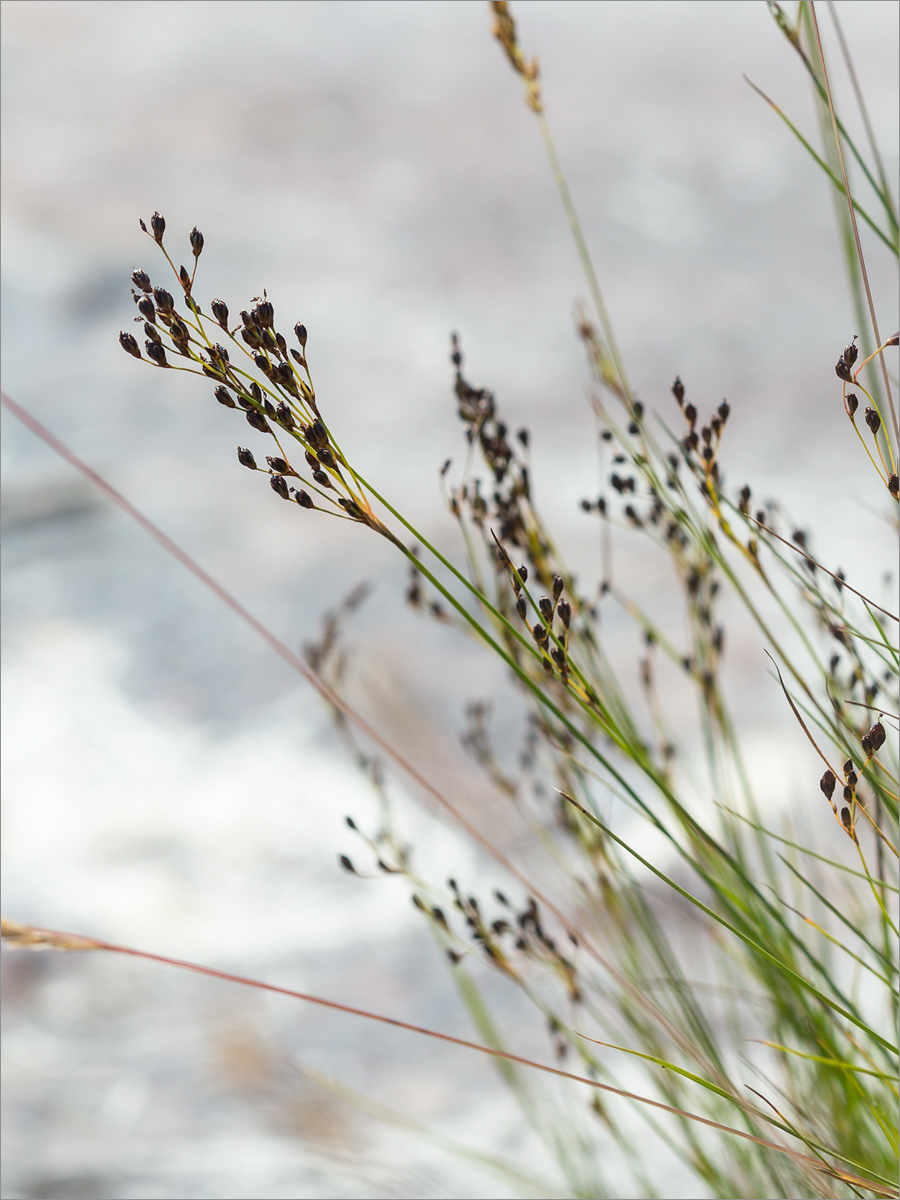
[2,2,897,1197]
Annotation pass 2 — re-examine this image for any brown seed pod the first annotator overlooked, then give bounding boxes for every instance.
[245,408,269,433]
[275,401,295,429]
[119,331,142,359]
[819,770,836,800]
[270,474,290,500]
[137,295,156,322]
[237,447,256,469]
[144,340,168,366]
[214,386,236,408]
[152,287,175,314]
[868,722,886,753]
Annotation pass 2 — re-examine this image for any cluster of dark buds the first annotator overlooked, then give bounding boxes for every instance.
[672,376,730,487]
[835,334,899,500]
[120,213,397,542]
[834,336,859,383]
[495,537,578,688]
[817,723,884,843]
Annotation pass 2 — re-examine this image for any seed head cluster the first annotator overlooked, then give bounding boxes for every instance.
[120,214,391,538]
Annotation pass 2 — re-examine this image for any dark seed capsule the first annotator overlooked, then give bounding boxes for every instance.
[152,287,175,314]
[190,226,204,256]
[819,770,836,800]
[255,299,274,328]
[294,322,308,347]
[294,489,314,508]
[211,299,229,329]
[276,401,295,429]
[169,317,189,343]
[266,456,291,474]
[860,733,873,756]
[253,353,271,374]
[671,377,685,404]
[275,361,298,391]
[842,785,854,803]
[290,348,306,367]
[149,211,166,243]
[843,337,859,367]
[310,419,328,447]
[237,447,256,469]
[552,574,564,601]
[119,330,141,358]
[337,498,363,518]
[889,474,899,498]
[835,358,852,382]
[215,386,235,408]
[144,322,161,343]
[846,770,857,787]
[241,325,262,349]
[131,268,152,292]
[317,447,336,468]
[339,854,356,874]
[518,565,528,583]
[718,400,730,422]
[846,392,858,415]
[250,382,263,403]
[137,295,156,322]
[246,408,270,433]
[840,807,852,831]
[539,596,553,622]
[532,624,547,645]
[178,265,191,291]
[580,498,593,512]
[684,403,697,427]
[270,474,290,499]
[557,599,571,628]
[865,407,881,435]
[869,722,886,753]
[516,596,527,619]
[551,647,566,669]
[144,340,168,366]
[632,400,644,420]
[843,758,853,776]
[313,469,331,487]
[305,449,319,470]
[263,397,278,418]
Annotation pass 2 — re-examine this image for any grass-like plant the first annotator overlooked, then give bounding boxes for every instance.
[3,2,897,1197]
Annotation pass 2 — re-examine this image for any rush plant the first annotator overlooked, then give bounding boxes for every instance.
[3,3,897,1198]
